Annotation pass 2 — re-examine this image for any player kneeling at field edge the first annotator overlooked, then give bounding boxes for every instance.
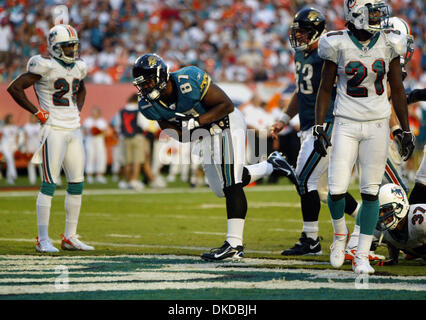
[7,24,94,252]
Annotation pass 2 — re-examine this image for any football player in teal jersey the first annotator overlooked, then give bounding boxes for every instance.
[272,7,360,256]
[133,53,298,261]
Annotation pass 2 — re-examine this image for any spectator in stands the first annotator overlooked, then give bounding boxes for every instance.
[0,114,19,184]
[22,114,41,185]
[83,106,108,184]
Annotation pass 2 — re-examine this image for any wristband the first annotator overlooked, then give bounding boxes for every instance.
[279,113,290,125]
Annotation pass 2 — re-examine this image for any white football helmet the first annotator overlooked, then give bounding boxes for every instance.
[344,0,390,32]
[388,17,414,72]
[47,24,79,64]
[377,183,410,231]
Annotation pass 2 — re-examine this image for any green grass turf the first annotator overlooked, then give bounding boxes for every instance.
[0,175,425,277]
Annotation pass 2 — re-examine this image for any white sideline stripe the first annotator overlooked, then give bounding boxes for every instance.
[106,234,141,239]
[1,278,425,295]
[0,185,297,197]
[192,231,225,236]
[0,238,279,255]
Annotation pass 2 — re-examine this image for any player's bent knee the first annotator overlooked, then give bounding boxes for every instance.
[40,182,56,196]
[329,193,346,202]
[67,182,84,195]
[361,193,378,201]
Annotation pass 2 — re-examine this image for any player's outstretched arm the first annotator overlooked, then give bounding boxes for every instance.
[7,72,42,114]
[76,80,86,112]
[199,82,234,126]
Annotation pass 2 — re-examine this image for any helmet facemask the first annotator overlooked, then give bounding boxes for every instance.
[377,202,405,231]
[53,40,79,64]
[289,23,323,51]
[377,184,410,232]
[133,69,169,101]
[346,1,390,33]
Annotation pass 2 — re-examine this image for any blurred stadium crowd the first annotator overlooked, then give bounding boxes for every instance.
[0,0,425,188]
[0,0,425,84]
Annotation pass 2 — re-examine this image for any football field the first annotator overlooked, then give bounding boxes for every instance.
[0,179,425,300]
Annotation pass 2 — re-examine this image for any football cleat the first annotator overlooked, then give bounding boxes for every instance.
[281,232,322,256]
[345,247,385,261]
[201,241,244,261]
[329,232,348,268]
[36,237,59,253]
[61,234,94,251]
[267,151,299,187]
[352,255,375,274]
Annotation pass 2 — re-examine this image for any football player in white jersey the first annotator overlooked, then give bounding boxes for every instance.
[375,184,426,265]
[7,24,94,252]
[314,0,415,274]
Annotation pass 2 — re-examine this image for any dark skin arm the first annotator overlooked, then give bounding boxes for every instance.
[77,80,86,112]
[198,82,234,125]
[315,60,337,125]
[388,57,410,131]
[271,91,298,140]
[7,72,42,114]
[158,82,234,142]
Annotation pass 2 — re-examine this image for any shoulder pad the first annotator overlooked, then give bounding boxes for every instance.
[75,59,88,79]
[318,31,344,64]
[383,30,408,56]
[27,55,52,76]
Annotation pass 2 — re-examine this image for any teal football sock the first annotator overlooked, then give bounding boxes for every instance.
[358,199,379,236]
[327,194,345,220]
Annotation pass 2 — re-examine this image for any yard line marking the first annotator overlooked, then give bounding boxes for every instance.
[106,234,142,239]
[192,231,226,236]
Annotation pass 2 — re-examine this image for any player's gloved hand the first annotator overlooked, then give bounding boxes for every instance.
[407,88,426,105]
[34,109,49,124]
[175,113,200,131]
[394,130,415,161]
[312,124,331,157]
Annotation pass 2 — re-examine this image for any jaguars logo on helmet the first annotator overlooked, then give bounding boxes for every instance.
[289,7,326,51]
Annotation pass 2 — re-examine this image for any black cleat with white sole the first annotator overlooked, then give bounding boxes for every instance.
[201,241,244,261]
[281,232,322,256]
[267,151,299,187]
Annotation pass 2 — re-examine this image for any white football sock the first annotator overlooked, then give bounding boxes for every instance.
[356,233,373,260]
[226,218,245,247]
[302,221,319,240]
[347,224,360,249]
[331,216,347,239]
[245,161,273,184]
[64,193,82,238]
[350,203,361,219]
[28,164,36,184]
[36,193,52,241]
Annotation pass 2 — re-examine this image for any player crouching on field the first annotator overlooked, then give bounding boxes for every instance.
[374,184,426,265]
